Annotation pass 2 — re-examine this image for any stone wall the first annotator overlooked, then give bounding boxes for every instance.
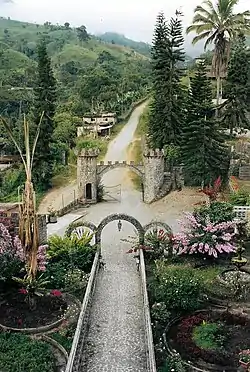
[0,207,47,244]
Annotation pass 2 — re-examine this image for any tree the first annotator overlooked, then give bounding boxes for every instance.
[221,35,250,135]
[182,61,230,186]
[33,40,56,190]
[76,25,90,43]
[64,22,70,29]
[148,11,185,149]
[187,0,250,110]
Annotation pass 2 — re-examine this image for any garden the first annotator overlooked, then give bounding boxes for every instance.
[0,218,96,372]
[140,188,250,372]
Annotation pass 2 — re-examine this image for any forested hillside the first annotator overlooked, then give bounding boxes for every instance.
[0,17,151,121]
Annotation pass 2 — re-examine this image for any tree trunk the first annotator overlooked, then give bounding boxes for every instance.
[215,75,221,118]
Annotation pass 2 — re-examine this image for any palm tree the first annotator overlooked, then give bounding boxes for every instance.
[187,0,250,110]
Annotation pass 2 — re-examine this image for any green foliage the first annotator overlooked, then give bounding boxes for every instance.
[149,11,185,148]
[47,233,96,273]
[193,321,226,350]
[229,190,250,206]
[50,324,75,352]
[0,333,56,372]
[182,62,230,186]
[160,353,187,372]
[222,35,250,134]
[151,302,171,324]
[32,39,57,191]
[75,138,105,154]
[152,262,203,312]
[194,201,234,223]
[64,268,89,298]
[0,165,25,200]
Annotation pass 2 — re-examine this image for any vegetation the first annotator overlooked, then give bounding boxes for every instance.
[182,61,230,186]
[0,333,56,372]
[148,11,185,148]
[221,34,250,134]
[187,0,250,109]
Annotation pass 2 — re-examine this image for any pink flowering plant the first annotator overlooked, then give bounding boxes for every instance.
[173,213,237,258]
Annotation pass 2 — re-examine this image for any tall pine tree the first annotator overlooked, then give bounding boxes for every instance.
[148,11,185,149]
[182,61,230,186]
[33,40,56,190]
[222,35,250,135]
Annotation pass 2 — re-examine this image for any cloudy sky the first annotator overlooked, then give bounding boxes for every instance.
[0,0,249,49]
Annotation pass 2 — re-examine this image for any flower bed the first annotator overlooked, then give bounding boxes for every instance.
[168,311,250,369]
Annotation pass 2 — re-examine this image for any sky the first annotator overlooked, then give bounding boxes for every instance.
[0,0,249,53]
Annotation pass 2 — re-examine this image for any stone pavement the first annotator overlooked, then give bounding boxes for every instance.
[80,224,147,372]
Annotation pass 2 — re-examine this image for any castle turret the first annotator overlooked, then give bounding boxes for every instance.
[143,148,165,203]
[77,148,99,203]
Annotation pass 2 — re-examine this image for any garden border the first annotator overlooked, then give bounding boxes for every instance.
[65,249,100,372]
[162,310,238,372]
[140,248,157,372]
[0,293,80,334]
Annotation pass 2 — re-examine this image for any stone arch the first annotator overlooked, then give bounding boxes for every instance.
[143,221,172,235]
[97,162,144,181]
[96,213,144,246]
[65,220,97,240]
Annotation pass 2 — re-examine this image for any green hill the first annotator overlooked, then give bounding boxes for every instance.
[0,17,151,119]
[97,32,151,57]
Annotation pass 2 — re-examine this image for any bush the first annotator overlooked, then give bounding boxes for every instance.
[160,354,187,372]
[193,321,226,350]
[151,262,203,312]
[194,202,234,224]
[64,268,89,298]
[229,190,250,206]
[47,233,96,273]
[0,333,56,372]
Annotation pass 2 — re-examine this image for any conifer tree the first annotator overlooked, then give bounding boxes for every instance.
[182,61,230,186]
[148,11,185,149]
[221,35,250,135]
[33,39,56,190]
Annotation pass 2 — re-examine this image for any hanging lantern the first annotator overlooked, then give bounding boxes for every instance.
[117,220,122,232]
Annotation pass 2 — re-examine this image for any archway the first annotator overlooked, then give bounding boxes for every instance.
[96,213,144,246]
[86,183,92,200]
[143,221,172,235]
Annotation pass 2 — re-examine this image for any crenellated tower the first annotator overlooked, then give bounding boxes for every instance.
[77,148,99,203]
[143,148,165,203]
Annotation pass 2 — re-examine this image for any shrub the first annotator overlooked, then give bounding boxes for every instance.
[47,233,96,273]
[0,333,56,372]
[194,202,234,224]
[64,268,89,297]
[151,302,171,324]
[160,353,187,372]
[173,212,236,258]
[152,262,203,312]
[193,321,226,350]
[229,190,250,206]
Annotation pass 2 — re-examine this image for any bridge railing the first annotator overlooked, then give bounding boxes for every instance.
[140,249,157,372]
[65,250,100,372]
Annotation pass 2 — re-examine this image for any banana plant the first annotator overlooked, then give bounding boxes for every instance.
[0,113,44,281]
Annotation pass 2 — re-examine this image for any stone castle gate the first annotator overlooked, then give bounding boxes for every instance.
[77,148,184,204]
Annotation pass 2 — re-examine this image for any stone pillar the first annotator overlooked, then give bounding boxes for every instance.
[77,148,99,203]
[143,148,165,203]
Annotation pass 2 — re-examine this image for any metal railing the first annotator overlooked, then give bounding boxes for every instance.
[65,250,100,372]
[140,249,157,372]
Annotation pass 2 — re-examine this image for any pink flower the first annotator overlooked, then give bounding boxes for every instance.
[51,289,62,297]
[19,288,28,294]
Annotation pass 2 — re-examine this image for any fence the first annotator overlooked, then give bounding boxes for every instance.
[233,206,250,221]
[140,249,157,372]
[65,250,100,372]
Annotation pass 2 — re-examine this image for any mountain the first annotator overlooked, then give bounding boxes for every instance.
[97,32,151,57]
[0,17,151,120]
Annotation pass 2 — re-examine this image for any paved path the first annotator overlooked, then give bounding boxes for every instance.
[80,226,147,372]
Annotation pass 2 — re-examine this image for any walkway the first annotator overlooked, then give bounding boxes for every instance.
[80,223,147,371]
